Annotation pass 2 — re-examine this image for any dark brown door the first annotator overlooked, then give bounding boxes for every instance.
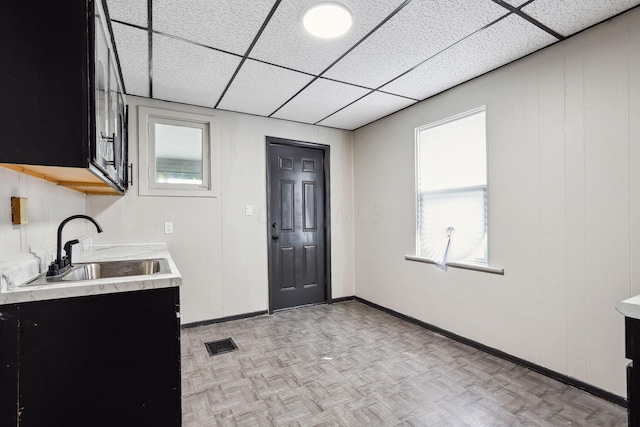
[267,139,327,311]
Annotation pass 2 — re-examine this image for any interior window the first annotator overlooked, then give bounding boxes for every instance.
[138,106,219,197]
[151,121,206,187]
[416,107,488,265]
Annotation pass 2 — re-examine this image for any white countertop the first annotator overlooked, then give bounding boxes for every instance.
[0,243,181,305]
[616,294,640,320]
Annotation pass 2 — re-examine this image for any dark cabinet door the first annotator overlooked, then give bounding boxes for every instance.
[627,317,640,427]
[0,305,18,426]
[0,0,89,168]
[0,0,128,194]
[18,288,181,427]
[91,0,128,191]
[93,0,112,175]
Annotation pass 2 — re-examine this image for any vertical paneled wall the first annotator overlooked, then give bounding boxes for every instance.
[0,168,86,262]
[86,96,355,324]
[352,8,640,396]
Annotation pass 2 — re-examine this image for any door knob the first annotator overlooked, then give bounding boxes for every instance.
[271,223,279,242]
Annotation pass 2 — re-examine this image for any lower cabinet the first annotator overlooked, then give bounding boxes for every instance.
[1,287,181,427]
[0,305,18,426]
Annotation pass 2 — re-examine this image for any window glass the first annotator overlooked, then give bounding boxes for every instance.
[418,112,486,191]
[416,108,487,265]
[147,117,210,191]
[138,106,219,198]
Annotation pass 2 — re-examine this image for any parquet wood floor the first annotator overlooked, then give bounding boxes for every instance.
[181,301,626,426]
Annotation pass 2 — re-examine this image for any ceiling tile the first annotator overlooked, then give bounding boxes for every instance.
[323,0,507,89]
[522,0,640,36]
[381,14,557,100]
[317,91,416,130]
[272,78,371,124]
[153,0,276,55]
[152,35,241,108]
[249,0,407,75]
[106,0,147,27]
[112,23,149,97]
[217,60,314,117]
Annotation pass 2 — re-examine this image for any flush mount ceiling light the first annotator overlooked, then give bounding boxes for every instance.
[303,2,353,39]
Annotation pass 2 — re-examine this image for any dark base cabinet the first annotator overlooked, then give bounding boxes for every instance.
[0,305,19,426]
[1,287,181,427]
[626,317,640,427]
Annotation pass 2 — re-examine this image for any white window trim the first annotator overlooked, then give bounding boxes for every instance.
[138,106,220,198]
[412,105,503,273]
[404,255,504,275]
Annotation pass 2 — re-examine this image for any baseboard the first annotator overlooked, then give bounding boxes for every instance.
[354,296,627,408]
[181,310,268,329]
[331,296,355,303]
[184,299,356,327]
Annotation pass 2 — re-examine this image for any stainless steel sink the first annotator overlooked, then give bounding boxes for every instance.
[56,259,170,281]
[21,258,170,287]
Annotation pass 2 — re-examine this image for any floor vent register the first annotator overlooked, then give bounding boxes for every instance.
[204,338,238,356]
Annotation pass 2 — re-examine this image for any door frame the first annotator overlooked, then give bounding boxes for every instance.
[265,136,332,314]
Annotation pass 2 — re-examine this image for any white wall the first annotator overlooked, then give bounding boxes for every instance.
[352,8,640,397]
[0,167,86,262]
[86,96,355,324]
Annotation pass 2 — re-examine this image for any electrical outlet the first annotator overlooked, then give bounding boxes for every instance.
[245,205,253,216]
[164,221,173,234]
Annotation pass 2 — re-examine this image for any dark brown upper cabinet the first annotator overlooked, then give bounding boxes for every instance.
[0,0,128,195]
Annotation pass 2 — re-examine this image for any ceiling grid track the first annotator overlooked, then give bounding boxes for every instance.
[374,13,514,94]
[111,19,146,32]
[106,0,640,130]
[152,31,243,59]
[267,0,416,118]
[313,10,517,125]
[214,0,283,109]
[490,0,565,40]
[312,90,374,126]
[111,18,380,96]
[147,0,153,98]
[314,0,578,127]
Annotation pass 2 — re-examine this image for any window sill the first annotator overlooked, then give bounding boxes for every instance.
[404,255,504,275]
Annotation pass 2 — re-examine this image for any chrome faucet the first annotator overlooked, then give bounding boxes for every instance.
[46,215,103,277]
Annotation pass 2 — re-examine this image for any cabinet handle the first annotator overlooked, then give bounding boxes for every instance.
[128,163,134,186]
[106,133,116,165]
[100,132,116,166]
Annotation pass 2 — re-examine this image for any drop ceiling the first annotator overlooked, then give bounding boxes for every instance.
[106,0,640,131]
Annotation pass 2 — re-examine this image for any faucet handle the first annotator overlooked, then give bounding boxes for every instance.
[63,239,80,267]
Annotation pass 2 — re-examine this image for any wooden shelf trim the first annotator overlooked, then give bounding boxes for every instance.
[1,164,120,196]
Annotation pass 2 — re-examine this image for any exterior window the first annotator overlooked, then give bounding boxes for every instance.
[416,107,487,265]
[138,106,219,197]
[150,118,208,188]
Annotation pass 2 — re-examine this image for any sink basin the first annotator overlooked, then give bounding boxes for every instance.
[55,259,170,281]
[19,258,171,287]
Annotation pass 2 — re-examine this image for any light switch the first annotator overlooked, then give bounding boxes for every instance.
[164,221,173,234]
[245,205,253,216]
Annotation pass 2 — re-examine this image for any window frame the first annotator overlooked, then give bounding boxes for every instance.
[414,106,491,268]
[138,106,220,198]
